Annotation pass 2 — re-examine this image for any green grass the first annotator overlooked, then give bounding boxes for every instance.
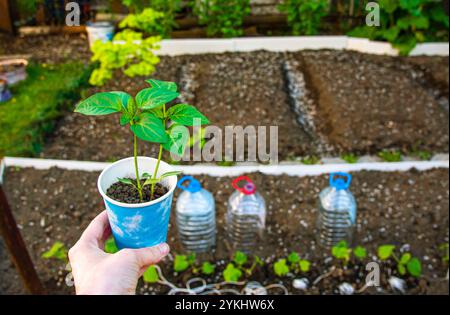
[0,62,90,157]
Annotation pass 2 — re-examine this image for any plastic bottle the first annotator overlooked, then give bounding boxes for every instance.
[316,172,357,248]
[176,176,216,253]
[226,176,266,253]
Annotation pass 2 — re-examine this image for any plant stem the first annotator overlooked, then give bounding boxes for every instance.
[134,133,143,202]
[151,144,163,200]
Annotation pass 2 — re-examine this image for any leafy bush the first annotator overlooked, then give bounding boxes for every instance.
[89,7,165,87]
[348,0,449,55]
[192,0,251,38]
[120,2,181,38]
[279,0,330,35]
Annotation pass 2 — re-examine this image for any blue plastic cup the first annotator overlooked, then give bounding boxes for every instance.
[98,157,178,249]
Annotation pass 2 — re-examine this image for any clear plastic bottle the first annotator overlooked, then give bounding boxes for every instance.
[316,172,357,248]
[226,176,266,253]
[176,176,216,253]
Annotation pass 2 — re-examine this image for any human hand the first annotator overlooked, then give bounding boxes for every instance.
[68,211,169,295]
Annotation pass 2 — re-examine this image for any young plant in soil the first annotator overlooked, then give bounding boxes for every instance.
[173,253,215,276]
[378,245,422,278]
[273,251,311,277]
[223,251,264,282]
[75,79,209,203]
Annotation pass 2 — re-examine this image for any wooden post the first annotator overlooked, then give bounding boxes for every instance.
[0,0,15,33]
[0,158,46,294]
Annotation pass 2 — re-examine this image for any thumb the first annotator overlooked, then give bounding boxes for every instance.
[129,243,170,268]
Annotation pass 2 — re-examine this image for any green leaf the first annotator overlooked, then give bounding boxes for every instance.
[381,26,400,42]
[379,0,398,14]
[288,252,300,264]
[398,263,407,276]
[233,251,248,266]
[201,262,215,275]
[299,260,311,273]
[118,178,136,187]
[400,253,412,265]
[146,79,178,92]
[274,259,290,277]
[407,258,422,278]
[104,237,119,254]
[75,92,130,115]
[162,124,189,156]
[143,265,159,283]
[332,240,351,262]
[167,104,209,126]
[354,246,368,260]
[42,242,68,261]
[378,245,396,260]
[223,263,242,282]
[160,171,181,179]
[130,112,168,143]
[136,88,179,110]
[173,255,190,272]
[143,177,160,186]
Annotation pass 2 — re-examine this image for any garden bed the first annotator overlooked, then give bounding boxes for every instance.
[1,166,448,294]
[39,50,449,163]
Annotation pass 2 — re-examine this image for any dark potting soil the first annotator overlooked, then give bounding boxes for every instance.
[1,167,448,295]
[40,50,449,162]
[106,180,168,204]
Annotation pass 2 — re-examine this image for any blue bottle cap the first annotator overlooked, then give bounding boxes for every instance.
[330,172,352,190]
[177,176,202,193]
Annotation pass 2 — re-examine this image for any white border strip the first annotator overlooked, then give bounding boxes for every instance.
[3,157,448,178]
[157,36,449,56]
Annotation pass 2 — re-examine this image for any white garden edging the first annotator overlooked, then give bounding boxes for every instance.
[2,157,448,179]
[156,36,449,56]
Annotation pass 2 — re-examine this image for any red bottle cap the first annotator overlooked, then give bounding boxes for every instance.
[232,176,256,195]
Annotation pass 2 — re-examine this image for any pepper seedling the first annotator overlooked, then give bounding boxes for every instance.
[331,240,352,264]
[42,241,68,262]
[75,79,209,202]
[378,245,422,278]
[232,251,264,276]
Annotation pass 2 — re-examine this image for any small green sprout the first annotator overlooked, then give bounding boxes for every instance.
[353,246,368,260]
[245,255,264,276]
[342,153,359,164]
[301,155,321,165]
[273,259,290,277]
[42,242,68,262]
[201,262,215,275]
[377,245,422,278]
[287,251,310,273]
[378,150,402,162]
[104,237,119,254]
[331,240,352,264]
[233,251,248,267]
[412,150,432,161]
[173,254,190,272]
[223,263,242,282]
[143,265,159,283]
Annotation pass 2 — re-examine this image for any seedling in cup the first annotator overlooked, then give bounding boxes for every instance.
[75,79,209,203]
[74,79,209,249]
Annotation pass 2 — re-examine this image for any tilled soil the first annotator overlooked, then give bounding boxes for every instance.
[0,34,91,64]
[292,50,449,154]
[40,50,449,162]
[1,167,448,294]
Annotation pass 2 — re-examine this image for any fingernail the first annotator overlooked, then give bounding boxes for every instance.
[158,243,170,255]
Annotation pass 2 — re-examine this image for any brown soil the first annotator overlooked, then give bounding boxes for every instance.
[1,167,448,294]
[0,34,90,64]
[40,50,449,162]
[293,50,449,154]
[107,180,168,204]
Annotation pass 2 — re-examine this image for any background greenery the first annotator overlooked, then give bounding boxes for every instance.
[0,63,91,157]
